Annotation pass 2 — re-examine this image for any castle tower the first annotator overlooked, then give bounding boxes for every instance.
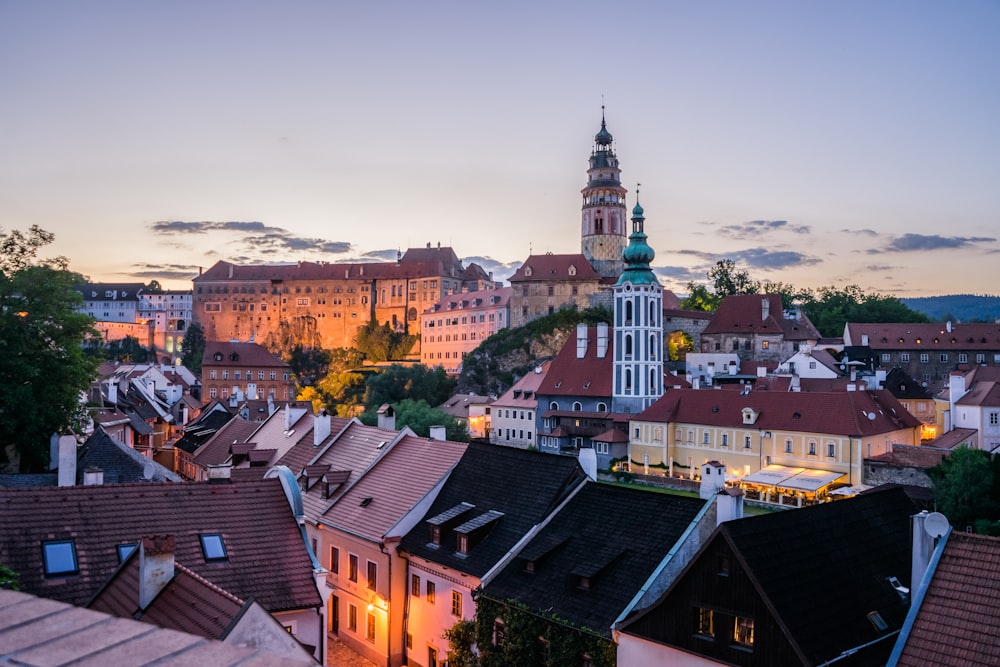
[581,108,627,280]
[612,193,663,414]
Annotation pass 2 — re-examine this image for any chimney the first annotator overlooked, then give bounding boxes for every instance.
[761,297,770,321]
[729,361,738,375]
[911,511,950,596]
[946,321,952,333]
[83,466,104,486]
[700,461,726,500]
[55,434,77,487]
[314,412,332,446]
[429,425,447,441]
[576,323,589,359]
[139,535,175,610]
[596,322,609,359]
[228,264,234,279]
[717,487,745,524]
[377,404,396,431]
[107,381,118,405]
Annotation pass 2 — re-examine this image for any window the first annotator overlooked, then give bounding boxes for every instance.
[901,353,910,362]
[959,353,968,363]
[270,370,277,380]
[348,604,358,632]
[761,341,769,350]
[42,540,78,577]
[258,370,265,380]
[411,574,420,598]
[977,353,985,363]
[367,560,377,590]
[221,370,229,380]
[920,353,929,363]
[426,581,436,604]
[808,442,817,456]
[703,432,710,444]
[117,543,137,563]
[330,546,339,574]
[493,619,506,647]
[827,442,836,458]
[721,434,728,447]
[595,442,609,455]
[744,435,752,449]
[990,413,999,426]
[881,353,891,362]
[940,354,949,362]
[427,647,438,667]
[349,554,359,582]
[695,607,714,637]
[209,370,217,380]
[452,590,463,617]
[199,533,227,561]
[366,612,376,643]
[785,439,793,454]
[733,616,755,646]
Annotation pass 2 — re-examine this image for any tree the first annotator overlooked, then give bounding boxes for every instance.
[678,282,719,312]
[0,226,98,472]
[180,320,206,375]
[355,321,417,362]
[800,285,928,337]
[144,279,162,293]
[287,345,332,388]
[709,259,758,297]
[929,447,999,531]
[362,364,456,413]
[361,398,468,441]
[105,335,151,363]
[445,619,479,667]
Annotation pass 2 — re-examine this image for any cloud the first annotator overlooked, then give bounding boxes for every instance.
[842,228,880,237]
[361,249,401,261]
[865,264,898,272]
[150,220,285,235]
[715,219,812,241]
[874,233,996,253]
[670,247,817,270]
[462,255,523,281]
[150,220,353,258]
[654,265,701,281]
[122,263,203,280]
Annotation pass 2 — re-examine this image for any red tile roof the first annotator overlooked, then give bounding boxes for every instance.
[866,443,950,468]
[508,254,600,282]
[201,341,288,368]
[537,327,614,397]
[703,293,820,340]
[0,480,321,613]
[955,380,1000,407]
[493,361,551,408]
[845,322,1000,350]
[637,387,922,436]
[925,427,977,449]
[895,531,1000,666]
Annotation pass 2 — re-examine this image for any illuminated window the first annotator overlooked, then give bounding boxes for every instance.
[695,607,714,637]
[348,604,358,632]
[426,581,435,604]
[366,612,376,643]
[733,616,755,646]
[451,590,463,617]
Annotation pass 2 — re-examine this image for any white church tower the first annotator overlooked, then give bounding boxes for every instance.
[612,192,663,414]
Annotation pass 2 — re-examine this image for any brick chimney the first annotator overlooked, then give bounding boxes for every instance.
[139,535,175,610]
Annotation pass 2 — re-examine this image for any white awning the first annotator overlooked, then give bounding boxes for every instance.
[741,464,845,493]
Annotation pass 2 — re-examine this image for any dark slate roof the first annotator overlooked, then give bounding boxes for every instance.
[78,428,181,483]
[0,589,316,667]
[0,474,57,488]
[174,409,237,454]
[0,479,322,613]
[481,482,706,637]
[398,442,588,577]
[893,531,1000,666]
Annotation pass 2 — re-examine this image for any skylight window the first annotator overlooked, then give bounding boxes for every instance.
[42,540,78,577]
[199,533,228,561]
[117,543,137,563]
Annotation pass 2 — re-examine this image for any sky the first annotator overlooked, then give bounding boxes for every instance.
[1,1,998,297]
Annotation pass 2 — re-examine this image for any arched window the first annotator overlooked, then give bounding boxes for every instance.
[572,402,582,412]
[550,401,559,411]
[625,300,633,324]
[625,369,632,394]
[596,402,607,412]
[624,334,633,358]
[649,334,657,359]
[650,368,657,392]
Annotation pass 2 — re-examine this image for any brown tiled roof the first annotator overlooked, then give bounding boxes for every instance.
[492,361,551,408]
[955,380,1000,407]
[895,531,1000,666]
[866,443,950,468]
[508,253,600,282]
[846,322,1000,350]
[0,480,321,613]
[703,293,820,340]
[201,341,288,368]
[537,327,614,397]
[638,387,922,436]
[319,433,467,541]
[0,589,316,667]
[926,427,977,449]
[425,286,511,314]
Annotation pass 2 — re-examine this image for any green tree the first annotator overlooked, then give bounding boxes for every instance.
[144,279,163,293]
[929,447,998,531]
[180,320,206,375]
[287,345,332,387]
[355,321,418,362]
[800,285,928,337]
[362,364,456,413]
[0,563,19,591]
[678,282,719,312]
[709,259,758,297]
[445,619,479,667]
[300,370,367,417]
[0,226,98,472]
[361,398,468,441]
[105,335,151,363]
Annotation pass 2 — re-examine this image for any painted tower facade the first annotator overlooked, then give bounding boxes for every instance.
[612,199,664,414]
[581,111,627,280]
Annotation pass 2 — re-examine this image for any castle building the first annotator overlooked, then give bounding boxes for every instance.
[419,286,512,374]
[191,244,491,352]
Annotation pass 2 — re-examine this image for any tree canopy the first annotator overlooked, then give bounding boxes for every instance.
[354,321,417,362]
[180,320,206,375]
[929,447,999,532]
[0,226,98,472]
[360,398,468,442]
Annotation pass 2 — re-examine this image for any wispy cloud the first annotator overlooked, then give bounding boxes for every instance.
[123,263,202,280]
[150,220,353,258]
[672,247,817,270]
[874,233,996,253]
[865,264,898,272]
[715,219,811,241]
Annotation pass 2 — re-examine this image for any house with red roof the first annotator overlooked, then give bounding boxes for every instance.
[490,361,550,449]
[419,286,511,374]
[700,294,820,363]
[507,253,604,327]
[629,387,921,505]
[200,340,293,406]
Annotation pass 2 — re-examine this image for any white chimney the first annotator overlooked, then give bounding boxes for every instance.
[139,535,175,610]
[576,323,589,359]
[716,487,745,524]
[56,434,77,487]
[314,412,332,446]
[83,466,104,486]
[107,381,118,405]
[377,405,397,431]
[911,511,949,597]
[946,321,952,333]
[429,425,447,441]
[761,297,770,321]
[207,463,232,482]
[596,322,609,359]
[700,461,726,500]
[729,361,738,375]
[578,447,598,481]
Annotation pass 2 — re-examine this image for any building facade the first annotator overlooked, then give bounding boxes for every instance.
[419,287,511,373]
[200,340,293,405]
[700,294,821,363]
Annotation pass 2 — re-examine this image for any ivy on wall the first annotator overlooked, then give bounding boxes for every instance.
[473,594,616,667]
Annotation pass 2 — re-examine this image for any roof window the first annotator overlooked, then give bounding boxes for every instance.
[42,540,79,577]
[117,543,137,563]
[199,533,228,561]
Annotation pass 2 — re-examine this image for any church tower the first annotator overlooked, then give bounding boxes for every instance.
[581,109,627,280]
[612,193,663,414]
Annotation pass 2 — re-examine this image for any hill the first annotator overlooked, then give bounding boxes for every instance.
[900,294,1000,322]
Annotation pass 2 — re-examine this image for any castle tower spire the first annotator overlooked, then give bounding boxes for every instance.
[581,107,627,279]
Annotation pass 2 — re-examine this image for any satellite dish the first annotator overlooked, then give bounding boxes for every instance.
[142,461,155,480]
[925,512,950,538]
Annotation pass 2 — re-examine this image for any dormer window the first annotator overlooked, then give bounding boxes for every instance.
[431,526,442,545]
[213,352,223,361]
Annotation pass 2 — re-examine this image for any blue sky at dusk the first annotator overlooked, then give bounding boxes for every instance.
[1,1,997,296]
